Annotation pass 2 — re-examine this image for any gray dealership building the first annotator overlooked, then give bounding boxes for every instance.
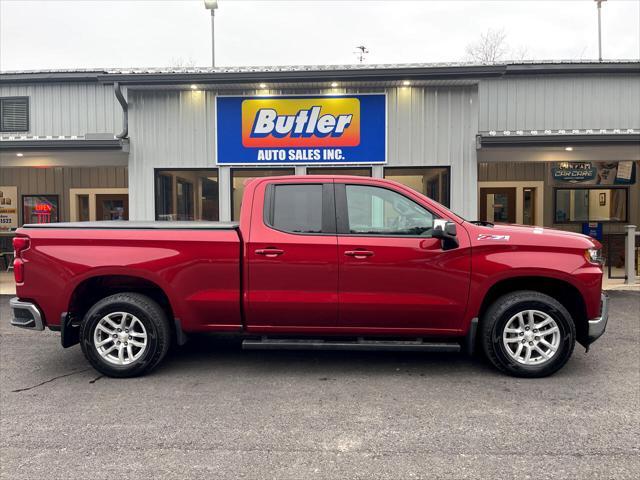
[1,61,639,258]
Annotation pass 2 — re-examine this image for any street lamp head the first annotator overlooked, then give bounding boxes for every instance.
[204,0,218,10]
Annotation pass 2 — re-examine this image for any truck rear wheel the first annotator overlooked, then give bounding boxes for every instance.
[79,293,171,378]
[480,290,576,378]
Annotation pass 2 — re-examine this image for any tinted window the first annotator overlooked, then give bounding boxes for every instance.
[272,184,323,233]
[232,168,294,220]
[345,185,434,236]
[155,169,219,221]
[555,188,627,223]
[384,167,450,207]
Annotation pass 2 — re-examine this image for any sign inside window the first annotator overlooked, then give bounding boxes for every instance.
[552,161,636,185]
[0,186,18,230]
[22,195,59,225]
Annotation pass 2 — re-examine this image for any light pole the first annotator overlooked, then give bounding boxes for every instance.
[595,0,606,62]
[204,0,218,67]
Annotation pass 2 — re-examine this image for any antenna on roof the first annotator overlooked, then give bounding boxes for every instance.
[354,45,369,63]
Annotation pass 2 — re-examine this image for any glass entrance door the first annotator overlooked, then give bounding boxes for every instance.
[96,194,128,220]
[480,188,516,224]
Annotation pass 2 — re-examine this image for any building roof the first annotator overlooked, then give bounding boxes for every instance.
[1,60,638,85]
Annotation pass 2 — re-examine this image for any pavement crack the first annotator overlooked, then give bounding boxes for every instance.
[89,374,104,384]
[11,368,91,393]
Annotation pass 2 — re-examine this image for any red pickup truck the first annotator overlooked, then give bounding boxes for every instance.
[10,175,608,378]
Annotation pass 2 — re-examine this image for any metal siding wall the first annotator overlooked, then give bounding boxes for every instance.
[479,74,640,131]
[0,83,121,136]
[128,90,216,221]
[128,86,479,221]
[0,166,127,223]
[387,87,478,218]
[478,162,546,182]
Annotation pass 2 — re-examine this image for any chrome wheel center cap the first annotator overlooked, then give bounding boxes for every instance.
[524,331,535,342]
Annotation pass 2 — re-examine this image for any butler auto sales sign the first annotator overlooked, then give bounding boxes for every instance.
[216,94,386,165]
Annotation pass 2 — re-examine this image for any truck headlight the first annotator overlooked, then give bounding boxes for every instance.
[585,248,603,265]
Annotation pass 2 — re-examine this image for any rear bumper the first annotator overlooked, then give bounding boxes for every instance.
[586,293,609,345]
[9,297,44,331]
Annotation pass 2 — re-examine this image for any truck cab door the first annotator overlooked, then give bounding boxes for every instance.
[336,182,471,333]
[245,181,338,332]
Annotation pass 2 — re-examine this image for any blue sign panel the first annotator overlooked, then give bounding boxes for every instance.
[216,94,386,165]
[582,222,603,241]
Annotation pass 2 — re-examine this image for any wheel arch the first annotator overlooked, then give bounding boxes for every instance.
[477,276,589,345]
[63,274,179,348]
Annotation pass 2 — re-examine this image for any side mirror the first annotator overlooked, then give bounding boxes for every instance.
[432,219,459,250]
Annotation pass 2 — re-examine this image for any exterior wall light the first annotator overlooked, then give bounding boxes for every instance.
[402,80,411,86]
[259,83,267,89]
[16,153,24,157]
[565,147,574,151]
[331,82,338,87]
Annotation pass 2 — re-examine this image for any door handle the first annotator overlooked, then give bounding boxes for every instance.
[255,248,284,257]
[344,250,374,258]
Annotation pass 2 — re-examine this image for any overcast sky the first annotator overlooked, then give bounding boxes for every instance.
[1,0,638,71]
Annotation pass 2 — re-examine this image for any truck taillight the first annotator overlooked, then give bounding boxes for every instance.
[13,237,30,257]
[12,237,29,284]
[13,258,24,283]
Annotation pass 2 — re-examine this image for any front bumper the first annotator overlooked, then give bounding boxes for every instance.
[9,297,44,331]
[586,293,609,344]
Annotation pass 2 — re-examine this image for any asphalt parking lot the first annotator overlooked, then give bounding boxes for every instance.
[1,292,639,480]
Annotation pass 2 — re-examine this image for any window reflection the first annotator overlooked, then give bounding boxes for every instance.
[231,168,294,220]
[384,167,450,207]
[555,188,627,223]
[155,169,219,221]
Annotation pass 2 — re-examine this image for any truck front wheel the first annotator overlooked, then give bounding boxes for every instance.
[480,290,576,378]
[79,293,171,377]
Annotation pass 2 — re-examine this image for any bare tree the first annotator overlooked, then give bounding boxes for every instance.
[465,28,509,63]
[510,45,530,63]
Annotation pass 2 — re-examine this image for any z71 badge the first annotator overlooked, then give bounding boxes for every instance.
[477,234,511,241]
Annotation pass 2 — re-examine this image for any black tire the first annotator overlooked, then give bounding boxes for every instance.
[480,290,576,378]
[79,292,171,378]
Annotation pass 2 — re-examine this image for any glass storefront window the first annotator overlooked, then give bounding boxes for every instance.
[231,168,294,220]
[307,167,371,177]
[555,188,628,223]
[384,167,450,207]
[155,169,219,221]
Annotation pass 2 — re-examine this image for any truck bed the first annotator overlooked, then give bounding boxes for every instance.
[15,221,242,333]
[21,221,240,230]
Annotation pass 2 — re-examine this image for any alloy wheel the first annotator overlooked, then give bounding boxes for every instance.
[93,312,148,366]
[502,309,561,365]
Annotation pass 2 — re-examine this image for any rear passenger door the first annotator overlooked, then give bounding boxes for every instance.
[245,181,338,331]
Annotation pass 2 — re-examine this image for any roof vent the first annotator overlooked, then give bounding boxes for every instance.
[1,97,29,132]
